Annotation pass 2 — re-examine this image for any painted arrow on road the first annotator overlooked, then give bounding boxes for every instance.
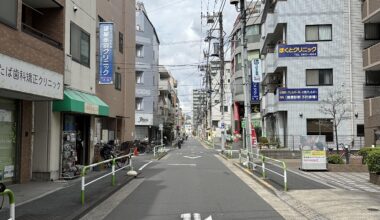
[183,156,202,159]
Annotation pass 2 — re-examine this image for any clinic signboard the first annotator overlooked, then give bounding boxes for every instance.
[251,59,261,102]
[278,44,317,57]
[279,88,318,101]
[99,22,114,84]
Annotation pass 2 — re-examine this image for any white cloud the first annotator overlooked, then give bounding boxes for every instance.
[140,0,238,115]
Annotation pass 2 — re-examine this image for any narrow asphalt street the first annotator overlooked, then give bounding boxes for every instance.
[85,138,284,220]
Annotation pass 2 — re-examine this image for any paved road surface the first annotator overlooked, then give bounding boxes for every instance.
[90,138,284,220]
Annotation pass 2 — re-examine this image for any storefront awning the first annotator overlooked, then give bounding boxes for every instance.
[53,89,109,116]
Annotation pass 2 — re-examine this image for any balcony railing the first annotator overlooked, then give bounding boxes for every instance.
[363,42,380,70]
[22,23,63,49]
[362,0,380,22]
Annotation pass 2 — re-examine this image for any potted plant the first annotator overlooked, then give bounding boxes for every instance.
[367,149,380,185]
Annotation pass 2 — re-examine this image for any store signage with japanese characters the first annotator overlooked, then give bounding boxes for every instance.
[278,44,318,57]
[279,88,318,101]
[251,59,262,83]
[0,54,63,99]
[99,22,114,84]
[251,82,260,102]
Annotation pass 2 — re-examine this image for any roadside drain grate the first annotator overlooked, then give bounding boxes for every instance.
[368,208,379,212]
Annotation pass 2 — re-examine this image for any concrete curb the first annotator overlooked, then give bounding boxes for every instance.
[72,174,137,220]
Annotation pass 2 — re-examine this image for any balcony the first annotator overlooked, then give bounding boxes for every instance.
[362,0,380,23]
[264,44,286,74]
[21,0,63,49]
[159,80,173,92]
[363,42,380,70]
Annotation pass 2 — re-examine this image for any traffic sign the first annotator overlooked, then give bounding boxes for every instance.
[221,122,225,129]
[241,120,246,128]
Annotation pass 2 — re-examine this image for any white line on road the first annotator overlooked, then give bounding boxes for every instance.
[80,178,144,220]
[168,164,197,167]
[139,161,153,171]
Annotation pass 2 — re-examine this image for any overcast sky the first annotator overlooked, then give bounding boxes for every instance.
[139,0,238,117]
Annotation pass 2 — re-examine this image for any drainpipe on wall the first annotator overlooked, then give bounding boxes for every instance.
[348,0,355,144]
[30,102,34,180]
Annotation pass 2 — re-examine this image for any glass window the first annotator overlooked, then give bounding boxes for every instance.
[306,69,333,86]
[0,0,17,27]
[136,98,143,110]
[366,71,380,85]
[136,44,144,57]
[119,32,124,54]
[136,71,143,84]
[114,72,121,90]
[307,119,333,142]
[365,23,380,40]
[71,22,90,67]
[357,124,364,137]
[246,25,260,36]
[306,25,332,41]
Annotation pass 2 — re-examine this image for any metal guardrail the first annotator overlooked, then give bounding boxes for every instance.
[241,151,288,191]
[81,153,134,205]
[224,149,240,158]
[153,144,166,157]
[0,189,15,220]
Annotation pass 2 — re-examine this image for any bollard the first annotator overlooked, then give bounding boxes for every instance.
[0,189,15,220]
[262,156,266,178]
[81,167,86,205]
[112,159,116,186]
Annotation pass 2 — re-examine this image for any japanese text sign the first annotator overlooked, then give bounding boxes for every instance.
[0,54,63,99]
[251,82,260,102]
[278,44,318,57]
[99,22,114,84]
[251,59,262,83]
[278,88,318,101]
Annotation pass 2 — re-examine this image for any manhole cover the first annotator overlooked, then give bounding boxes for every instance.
[368,208,379,211]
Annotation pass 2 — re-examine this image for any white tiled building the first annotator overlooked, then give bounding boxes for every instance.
[260,0,366,149]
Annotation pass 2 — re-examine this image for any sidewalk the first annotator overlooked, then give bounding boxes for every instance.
[0,154,154,220]
[221,154,380,219]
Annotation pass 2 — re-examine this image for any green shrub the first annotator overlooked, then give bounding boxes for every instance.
[258,137,268,144]
[358,147,380,164]
[327,154,344,164]
[367,150,380,174]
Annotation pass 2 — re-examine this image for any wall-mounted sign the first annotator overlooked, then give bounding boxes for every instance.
[4,165,14,178]
[279,88,318,101]
[278,44,318,57]
[99,22,114,84]
[84,103,99,115]
[135,113,153,126]
[0,54,63,99]
[251,59,262,83]
[251,82,260,102]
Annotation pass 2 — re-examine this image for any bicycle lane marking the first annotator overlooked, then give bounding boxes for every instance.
[139,161,153,171]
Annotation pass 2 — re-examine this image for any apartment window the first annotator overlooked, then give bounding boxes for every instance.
[248,50,260,61]
[306,69,333,86]
[246,25,261,43]
[365,23,380,40]
[119,32,124,54]
[71,22,90,67]
[136,44,144,57]
[227,79,230,83]
[306,25,332,41]
[235,53,242,71]
[212,120,219,127]
[307,119,333,142]
[365,71,380,85]
[136,71,143,84]
[114,72,121,90]
[357,124,364,137]
[136,98,143,110]
[220,106,228,113]
[0,0,17,28]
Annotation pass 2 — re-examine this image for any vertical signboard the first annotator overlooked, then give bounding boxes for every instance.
[99,22,114,84]
[251,59,261,102]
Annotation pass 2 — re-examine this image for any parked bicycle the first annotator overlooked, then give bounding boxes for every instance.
[99,141,129,168]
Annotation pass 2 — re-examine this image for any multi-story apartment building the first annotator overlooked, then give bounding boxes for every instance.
[135,2,160,141]
[0,0,65,183]
[230,1,263,136]
[158,66,179,142]
[192,89,207,132]
[260,0,365,149]
[362,0,380,146]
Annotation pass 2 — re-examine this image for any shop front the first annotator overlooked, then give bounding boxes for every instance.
[53,89,109,179]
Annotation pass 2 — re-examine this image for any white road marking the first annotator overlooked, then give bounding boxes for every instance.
[204,215,213,220]
[80,178,144,220]
[139,161,153,171]
[168,164,197,166]
[193,213,201,220]
[184,156,202,159]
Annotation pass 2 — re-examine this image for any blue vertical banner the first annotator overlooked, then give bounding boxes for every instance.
[99,22,114,84]
[251,59,261,102]
[251,82,260,102]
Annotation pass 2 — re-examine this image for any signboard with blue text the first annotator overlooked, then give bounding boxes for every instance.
[251,82,260,102]
[278,88,318,101]
[278,44,318,57]
[251,59,262,83]
[99,22,114,84]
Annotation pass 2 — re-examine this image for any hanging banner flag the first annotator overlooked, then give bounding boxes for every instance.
[251,59,262,83]
[278,44,318,57]
[251,82,260,102]
[99,22,114,84]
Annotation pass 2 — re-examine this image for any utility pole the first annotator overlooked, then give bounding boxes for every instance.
[218,12,226,151]
[239,0,252,153]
